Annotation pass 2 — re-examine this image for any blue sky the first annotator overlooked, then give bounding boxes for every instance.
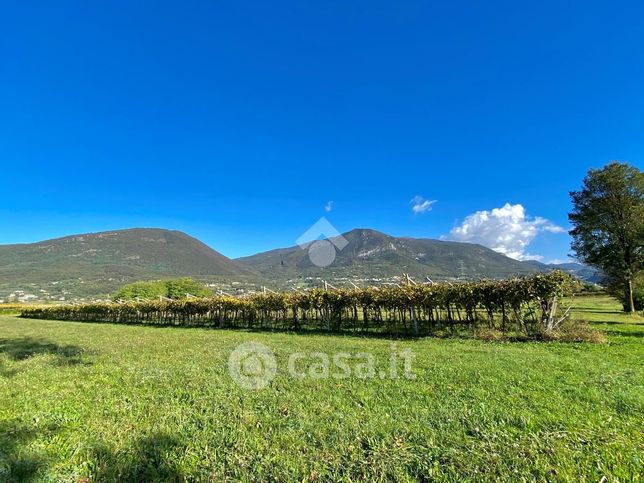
[1,1,643,262]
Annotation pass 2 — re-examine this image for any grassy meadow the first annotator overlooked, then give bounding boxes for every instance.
[0,295,642,481]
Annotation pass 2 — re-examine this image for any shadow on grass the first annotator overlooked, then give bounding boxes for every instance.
[0,422,184,482]
[0,337,84,362]
[87,432,185,481]
[0,420,53,482]
[25,317,435,340]
[601,330,644,338]
[19,316,610,343]
[572,306,623,313]
[0,337,88,378]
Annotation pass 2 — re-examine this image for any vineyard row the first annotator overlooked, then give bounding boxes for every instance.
[21,271,574,335]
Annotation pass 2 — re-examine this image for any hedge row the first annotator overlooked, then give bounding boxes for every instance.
[21,271,573,335]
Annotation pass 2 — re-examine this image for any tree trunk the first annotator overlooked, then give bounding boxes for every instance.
[545,296,558,333]
[626,277,636,313]
[411,307,419,336]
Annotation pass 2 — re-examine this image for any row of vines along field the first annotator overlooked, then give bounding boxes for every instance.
[20,271,575,336]
[0,304,33,315]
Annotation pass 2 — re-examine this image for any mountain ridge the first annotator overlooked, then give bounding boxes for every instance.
[0,228,258,299]
[237,228,545,282]
[0,227,598,301]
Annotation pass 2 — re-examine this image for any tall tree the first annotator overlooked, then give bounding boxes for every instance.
[569,162,644,312]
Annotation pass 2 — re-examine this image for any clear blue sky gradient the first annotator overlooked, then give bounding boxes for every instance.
[1,1,643,260]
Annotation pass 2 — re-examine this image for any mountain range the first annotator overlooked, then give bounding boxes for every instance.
[238,228,541,281]
[0,228,599,301]
[0,229,255,300]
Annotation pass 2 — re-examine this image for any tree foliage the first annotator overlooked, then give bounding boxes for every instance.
[569,162,644,312]
[112,278,211,301]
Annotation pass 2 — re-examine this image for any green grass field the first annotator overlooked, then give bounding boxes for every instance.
[1,295,642,481]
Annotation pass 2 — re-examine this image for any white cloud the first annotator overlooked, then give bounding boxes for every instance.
[444,203,565,261]
[411,196,437,214]
[521,253,545,262]
[324,201,333,212]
